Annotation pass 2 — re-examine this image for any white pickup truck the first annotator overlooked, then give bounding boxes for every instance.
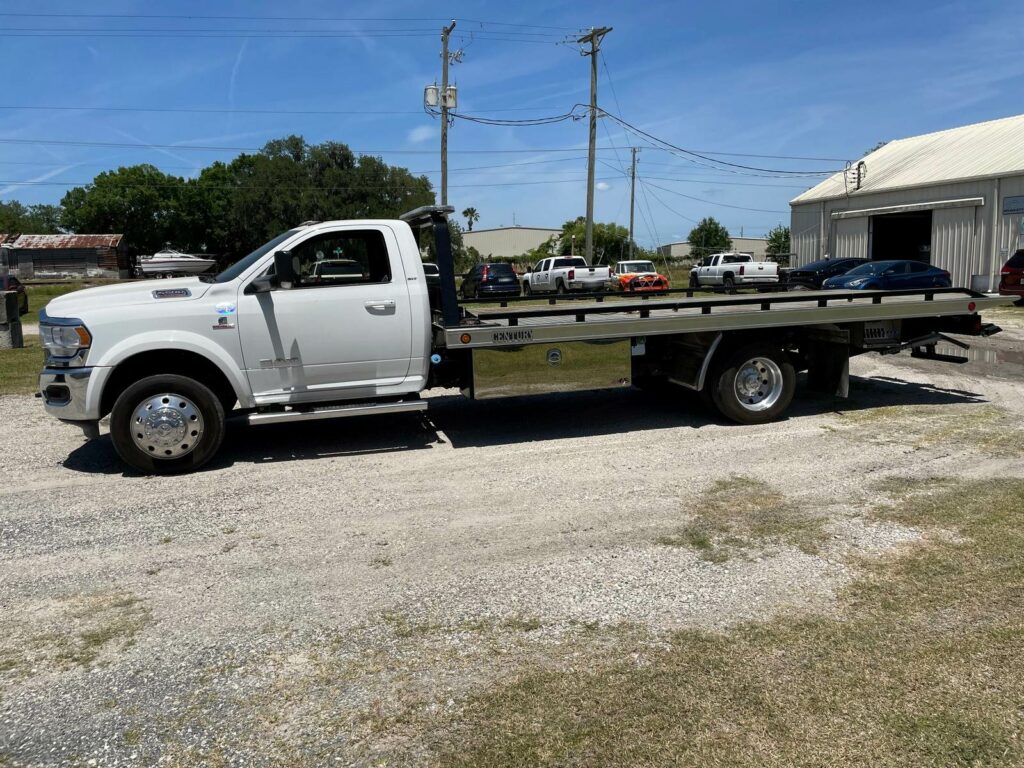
[689,252,779,291]
[37,206,1004,474]
[522,256,611,295]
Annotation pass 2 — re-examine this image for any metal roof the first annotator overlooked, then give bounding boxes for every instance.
[791,113,1024,205]
[10,234,123,249]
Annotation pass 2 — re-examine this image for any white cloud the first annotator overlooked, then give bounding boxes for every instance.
[407,125,437,144]
[596,181,611,191]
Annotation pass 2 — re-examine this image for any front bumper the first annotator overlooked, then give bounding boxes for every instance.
[40,366,97,421]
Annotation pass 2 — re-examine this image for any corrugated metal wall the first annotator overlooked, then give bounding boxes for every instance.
[791,174,1024,287]
[932,207,982,290]
[791,206,822,267]
[832,218,869,258]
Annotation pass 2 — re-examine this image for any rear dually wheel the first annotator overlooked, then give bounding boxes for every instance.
[708,344,795,424]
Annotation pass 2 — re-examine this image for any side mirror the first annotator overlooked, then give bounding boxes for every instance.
[245,274,276,294]
[274,249,298,288]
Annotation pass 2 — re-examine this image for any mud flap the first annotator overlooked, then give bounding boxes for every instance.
[805,338,850,398]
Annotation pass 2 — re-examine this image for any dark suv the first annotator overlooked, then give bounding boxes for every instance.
[998,249,1024,302]
[0,274,28,315]
[460,263,521,298]
[787,257,869,290]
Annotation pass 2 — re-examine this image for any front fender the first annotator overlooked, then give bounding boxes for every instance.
[93,330,254,409]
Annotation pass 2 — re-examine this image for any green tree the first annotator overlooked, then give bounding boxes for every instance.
[530,217,643,264]
[60,165,185,254]
[0,201,63,233]
[56,136,436,261]
[765,224,791,258]
[462,207,479,231]
[686,217,732,261]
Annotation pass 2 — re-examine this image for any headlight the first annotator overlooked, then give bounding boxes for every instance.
[40,323,92,357]
[847,278,869,287]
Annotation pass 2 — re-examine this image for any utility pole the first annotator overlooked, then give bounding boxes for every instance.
[577,26,612,264]
[628,146,638,258]
[440,20,457,206]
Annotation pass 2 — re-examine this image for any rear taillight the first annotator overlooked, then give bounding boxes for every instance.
[941,270,950,277]
[568,269,575,280]
[482,265,490,281]
[1002,268,1012,275]
[739,265,745,276]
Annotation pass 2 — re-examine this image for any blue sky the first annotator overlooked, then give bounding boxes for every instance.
[1,0,1022,246]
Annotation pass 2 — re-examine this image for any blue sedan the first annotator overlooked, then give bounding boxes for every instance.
[821,260,952,290]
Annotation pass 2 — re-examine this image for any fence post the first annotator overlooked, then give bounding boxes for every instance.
[0,291,24,349]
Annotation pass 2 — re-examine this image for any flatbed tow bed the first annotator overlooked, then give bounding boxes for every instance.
[442,288,1002,347]
[403,205,1008,423]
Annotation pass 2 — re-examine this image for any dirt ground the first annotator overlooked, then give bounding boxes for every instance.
[1,313,1022,766]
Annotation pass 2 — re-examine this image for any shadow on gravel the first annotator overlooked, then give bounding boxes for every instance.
[60,375,987,473]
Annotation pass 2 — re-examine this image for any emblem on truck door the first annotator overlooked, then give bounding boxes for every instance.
[258,357,301,368]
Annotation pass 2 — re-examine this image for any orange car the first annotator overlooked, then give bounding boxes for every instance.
[612,260,670,292]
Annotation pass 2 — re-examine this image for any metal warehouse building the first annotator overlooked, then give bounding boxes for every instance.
[462,226,561,259]
[790,113,1024,292]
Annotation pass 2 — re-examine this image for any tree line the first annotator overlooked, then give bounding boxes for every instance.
[2,135,437,261]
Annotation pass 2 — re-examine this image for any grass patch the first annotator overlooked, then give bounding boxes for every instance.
[657,476,828,561]
[25,279,118,310]
[370,555,393,568]
[0,335,42,395]
[1,591,151,674]
[433,480,1024,767]
[834,404,1024,456]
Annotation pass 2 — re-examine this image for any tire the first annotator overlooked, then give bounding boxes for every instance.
[689,273,699,289]
[110,374,226,474]
[723,275,737,294]
[523,281,532,296]
[556,279,567,295]
[788,284,811,292]
[707,344,795,425]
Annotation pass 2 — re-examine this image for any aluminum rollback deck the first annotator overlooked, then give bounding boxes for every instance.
[439,288,1006,349]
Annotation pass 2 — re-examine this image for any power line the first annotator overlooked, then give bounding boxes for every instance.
[642,180,789,214]
[0,176,619,191]
[598,108,844,176]
[0,12,584,32]
[0,137,639,154]
[0,104,574,116]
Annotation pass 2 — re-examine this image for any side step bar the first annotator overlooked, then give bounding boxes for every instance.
[247,399,427,426]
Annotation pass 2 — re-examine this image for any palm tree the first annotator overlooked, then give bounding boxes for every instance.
[462,207,480,231]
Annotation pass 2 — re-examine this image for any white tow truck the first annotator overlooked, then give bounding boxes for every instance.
[690,252,779,291]
[38,206,1005,474]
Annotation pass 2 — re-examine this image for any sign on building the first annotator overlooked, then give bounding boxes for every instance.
[1003,195,1024,216]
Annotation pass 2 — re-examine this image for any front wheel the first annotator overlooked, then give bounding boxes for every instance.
[689,273,699,289]
[110,374,226,474]
[707,344,795,425]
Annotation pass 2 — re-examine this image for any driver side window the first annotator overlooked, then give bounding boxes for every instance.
[291,229,392,287]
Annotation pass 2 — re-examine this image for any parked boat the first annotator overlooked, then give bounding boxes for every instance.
[137,248,217,276]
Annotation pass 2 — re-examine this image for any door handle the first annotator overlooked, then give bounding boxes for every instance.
[364,299,396,312]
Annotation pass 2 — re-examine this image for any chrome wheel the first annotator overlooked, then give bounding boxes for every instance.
[130,393,205,459]
[732,357,784,412]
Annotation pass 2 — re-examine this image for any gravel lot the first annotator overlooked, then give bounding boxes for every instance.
[1,319,1023,766]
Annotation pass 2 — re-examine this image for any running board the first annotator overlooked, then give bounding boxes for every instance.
[247,399,427,426]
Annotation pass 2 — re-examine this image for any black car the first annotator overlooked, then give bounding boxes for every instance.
[786,257,869,290]
[0,274,28,315]
[460,263,521,298]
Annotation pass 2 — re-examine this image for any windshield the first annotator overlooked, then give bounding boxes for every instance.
[844,261,891,276]
[213,229,300,283]
[621,261,655,272]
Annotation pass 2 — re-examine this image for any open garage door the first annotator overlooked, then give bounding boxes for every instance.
[871,210,932,263]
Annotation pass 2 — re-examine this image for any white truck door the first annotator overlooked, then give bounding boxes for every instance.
[236,225,413,402]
